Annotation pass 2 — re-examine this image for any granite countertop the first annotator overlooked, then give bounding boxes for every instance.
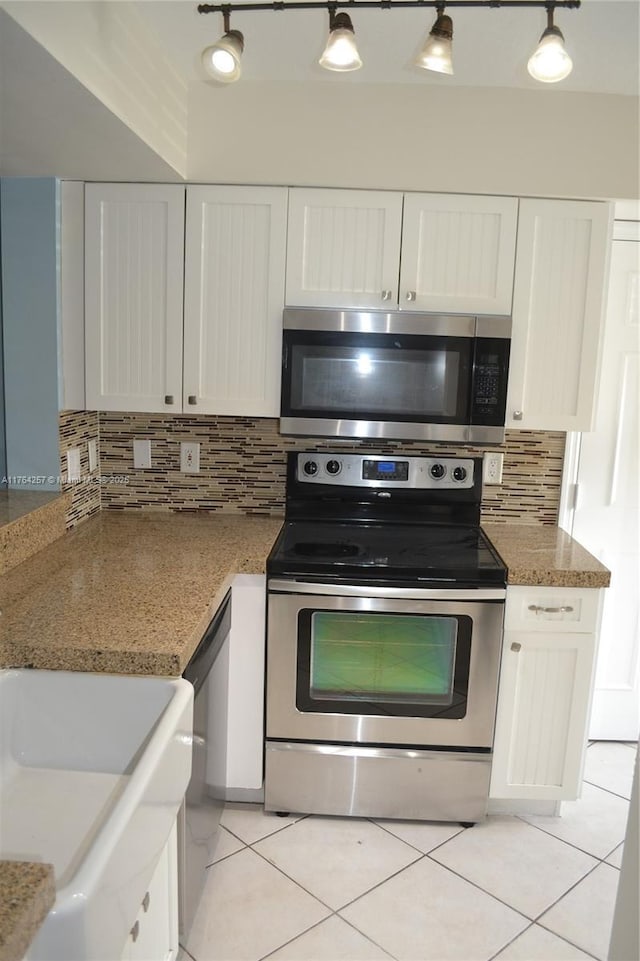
[0,862,55,961]
[0,512,609,958]
[0,510,283,675]
[484,523,611,588]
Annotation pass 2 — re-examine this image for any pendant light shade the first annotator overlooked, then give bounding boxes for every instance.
[527,14,573,83]
[319,12,363,72]
[415,11,454,75]
[202,12,244,83]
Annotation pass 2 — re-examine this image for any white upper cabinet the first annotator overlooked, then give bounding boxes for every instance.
[506,198,613,431]
[285,188,403,310]
[85,183,185,413]
[399,193,518,314]
[285,188,518,314]
[183,186,287,417]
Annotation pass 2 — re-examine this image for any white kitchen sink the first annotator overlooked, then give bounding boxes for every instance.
[0,668,193,961]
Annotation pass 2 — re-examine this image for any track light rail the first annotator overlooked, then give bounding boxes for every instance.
[198,1,580,13]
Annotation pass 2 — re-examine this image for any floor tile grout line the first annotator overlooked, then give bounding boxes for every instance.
[512,810,626,864]
[582,776,633,802]
[248,835,425,915]
[369,817,466,857]
[421,850,535,924]
[337,912,400,961]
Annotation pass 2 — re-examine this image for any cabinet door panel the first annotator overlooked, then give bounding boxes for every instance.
[285,188,403,309]
[184,186,287,416]
[85,184,185,412]
[507,198,613,430]
[400,194,518,314]
[490,631,596,800]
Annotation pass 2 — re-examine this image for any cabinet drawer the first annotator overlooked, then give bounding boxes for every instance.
[505,586,602,633]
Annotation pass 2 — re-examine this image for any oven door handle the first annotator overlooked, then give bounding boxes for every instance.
[267,579,506,601]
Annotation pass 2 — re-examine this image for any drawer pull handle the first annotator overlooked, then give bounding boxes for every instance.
[142,892,150,912]
[130,921,140,943]
[510,642,522,653]
[528,605,574,614]
[188,395,198,405]
[164,394,174,405]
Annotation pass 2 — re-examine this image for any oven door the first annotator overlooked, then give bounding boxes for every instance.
[266,581,505,750]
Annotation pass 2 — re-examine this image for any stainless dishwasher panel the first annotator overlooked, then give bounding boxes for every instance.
[178,591,231,940]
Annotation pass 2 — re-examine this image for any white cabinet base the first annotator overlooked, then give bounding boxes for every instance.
[121,823,179,961]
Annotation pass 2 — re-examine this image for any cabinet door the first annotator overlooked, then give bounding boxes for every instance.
[85,184,185,413]
[183,185,287,416]
[506,198,613,430]
[285,188,403,309]
[490,630,597,800]
[400,194,518,314]
[122,823,179,961]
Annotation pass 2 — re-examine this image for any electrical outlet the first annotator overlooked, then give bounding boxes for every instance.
[66,447,81,483]
[483,451,504,485]
[180,442,200,473]
[133,439,152,469]
[88,439,98,473]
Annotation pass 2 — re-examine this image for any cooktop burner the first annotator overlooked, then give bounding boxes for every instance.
[267,451,507,587]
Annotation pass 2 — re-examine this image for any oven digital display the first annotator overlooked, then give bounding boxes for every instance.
[362,459,409,482]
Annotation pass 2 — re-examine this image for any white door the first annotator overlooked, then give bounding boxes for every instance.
[183,185,287,416]
[399,193,518,314]
[571,222,640,740]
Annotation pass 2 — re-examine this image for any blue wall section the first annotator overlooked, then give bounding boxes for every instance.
[0,178,61,490]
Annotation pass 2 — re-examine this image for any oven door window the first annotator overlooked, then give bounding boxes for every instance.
[296,610,471,719]
[282,330,472,424]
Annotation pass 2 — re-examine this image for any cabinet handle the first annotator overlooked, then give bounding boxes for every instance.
[164,395,174,405]
[528,605,574,614]
[381,290,392,301]
[406,291,416,302]
[513,410,523,421]
[188,395,197,406]
[130,921,140,943]
[510,642,522,653]
[142,891,150,912]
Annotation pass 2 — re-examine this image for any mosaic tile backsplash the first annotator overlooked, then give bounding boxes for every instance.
[59,411,101,528]
[96,413,565,526]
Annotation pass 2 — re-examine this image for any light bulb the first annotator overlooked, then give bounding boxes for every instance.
[319,13,363,72]
[527,25,573,83]
[415,13,454,76]
[202,30,244,83]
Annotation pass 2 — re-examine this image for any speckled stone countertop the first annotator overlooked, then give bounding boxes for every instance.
[484,523,611,588]
[0,492,70,575]
[0,862,55,961]
[0,511,283,675]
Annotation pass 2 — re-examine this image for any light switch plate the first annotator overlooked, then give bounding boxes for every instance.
[88,439,98,473]
[66,447,81,483]
[133,439,152,470]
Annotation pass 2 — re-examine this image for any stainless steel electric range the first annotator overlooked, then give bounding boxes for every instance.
[264,451,507,825]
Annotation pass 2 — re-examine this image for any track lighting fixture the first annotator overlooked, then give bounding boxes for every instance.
[527,5,573,83]
[197,1,581,86]
[201,9,244,83]
[414,5,454,76]
[319,10,363,72]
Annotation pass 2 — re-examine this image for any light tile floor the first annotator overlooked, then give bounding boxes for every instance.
[180,741,637,961]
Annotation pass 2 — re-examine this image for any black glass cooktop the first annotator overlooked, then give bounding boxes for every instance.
[267,520,506,586]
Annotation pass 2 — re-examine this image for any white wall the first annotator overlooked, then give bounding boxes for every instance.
[1,1,188,179]
[188,82,639,200]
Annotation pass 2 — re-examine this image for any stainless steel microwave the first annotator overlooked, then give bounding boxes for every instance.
[279,308,511,444]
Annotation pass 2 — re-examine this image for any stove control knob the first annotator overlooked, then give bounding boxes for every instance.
[452,466,468,482]
[430,463,446,480]
[303,460,318,477]
[325,459,341,476]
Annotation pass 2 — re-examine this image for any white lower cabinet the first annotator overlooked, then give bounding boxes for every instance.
[121,823,179,961]
[490,587,603,801]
